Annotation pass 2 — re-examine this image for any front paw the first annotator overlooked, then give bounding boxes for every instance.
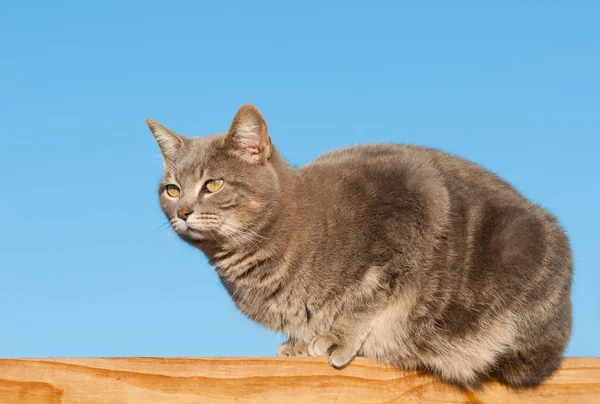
[308,333,357,370]
[277,339,309,357]
[308,333,340,357]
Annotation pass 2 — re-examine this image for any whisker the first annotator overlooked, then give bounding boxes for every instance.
[220,223,264,250]
[144,218,174,251]
[226,222,269,240]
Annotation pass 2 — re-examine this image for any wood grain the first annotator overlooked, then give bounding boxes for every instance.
[0,357,598,403]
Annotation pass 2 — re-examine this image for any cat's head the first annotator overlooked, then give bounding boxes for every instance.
[147,105,283,249]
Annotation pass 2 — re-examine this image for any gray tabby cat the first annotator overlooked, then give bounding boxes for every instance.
[147,104,572,389]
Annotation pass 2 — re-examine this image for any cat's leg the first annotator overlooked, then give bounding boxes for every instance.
[308,320,372,369]
[277,339,309,357]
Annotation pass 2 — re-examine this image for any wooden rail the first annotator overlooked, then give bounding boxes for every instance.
[0,357,598,403]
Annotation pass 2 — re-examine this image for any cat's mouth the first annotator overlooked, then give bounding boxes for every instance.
[170,219,210,241]
[184,222,215,235]
[170,216,225,243]
[180,227,207,242]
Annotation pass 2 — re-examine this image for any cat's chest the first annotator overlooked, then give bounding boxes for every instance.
[233,282,323,341]
[215,252,332,341]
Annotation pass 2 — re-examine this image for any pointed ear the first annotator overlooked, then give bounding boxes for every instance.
[223,104,272,162]
[146,118,186,160]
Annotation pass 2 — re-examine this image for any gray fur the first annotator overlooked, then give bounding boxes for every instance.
[147,105,573,389]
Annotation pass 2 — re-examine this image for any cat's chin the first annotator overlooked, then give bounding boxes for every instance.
[178,229,207,242]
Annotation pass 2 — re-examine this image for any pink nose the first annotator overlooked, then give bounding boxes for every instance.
[177,209,193,221]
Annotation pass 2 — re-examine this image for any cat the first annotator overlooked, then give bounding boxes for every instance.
[147,104,573,389]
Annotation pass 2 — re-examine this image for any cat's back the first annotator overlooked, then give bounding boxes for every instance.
[305,143,494,181]
[301,143,522,204]
[298,143,567,259]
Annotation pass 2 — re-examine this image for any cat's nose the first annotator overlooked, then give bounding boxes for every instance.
[177,209,193,221]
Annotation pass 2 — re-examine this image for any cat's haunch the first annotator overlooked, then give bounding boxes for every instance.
[148,104,573,389]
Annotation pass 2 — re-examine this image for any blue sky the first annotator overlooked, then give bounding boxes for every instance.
[1,1,598,358]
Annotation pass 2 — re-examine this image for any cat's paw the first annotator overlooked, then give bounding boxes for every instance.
[277,340,309,357]
[327,344,358,369]
[308,333,357,369]
[308,333,340,357]
[308,333,358,369]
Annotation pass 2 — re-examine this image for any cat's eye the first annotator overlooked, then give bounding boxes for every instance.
[165,184,180,198]
[204,179,224,193]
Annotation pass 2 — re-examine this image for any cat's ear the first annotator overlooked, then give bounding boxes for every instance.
[224,104,272,163]
[146,118,186,161]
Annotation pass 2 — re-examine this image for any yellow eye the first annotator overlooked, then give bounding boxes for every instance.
[205,179,224,193]
[165,184,180,198]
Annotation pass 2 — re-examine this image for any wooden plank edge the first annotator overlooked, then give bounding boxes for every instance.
[0,357,598,403]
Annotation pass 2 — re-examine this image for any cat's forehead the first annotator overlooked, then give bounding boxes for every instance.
[166,134,227,181]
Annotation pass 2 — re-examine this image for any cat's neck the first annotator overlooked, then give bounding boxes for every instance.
[199,152,315,332]
[201,147,300,277]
